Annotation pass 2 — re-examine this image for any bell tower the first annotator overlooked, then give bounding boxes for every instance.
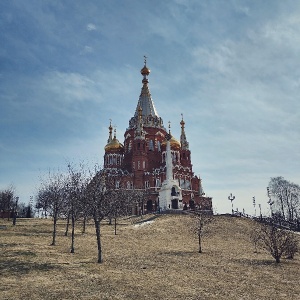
[132,105,148,188]
[159,133,182,210]
[180,115,191,168]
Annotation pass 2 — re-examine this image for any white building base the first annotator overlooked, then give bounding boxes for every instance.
[159,179,182,211]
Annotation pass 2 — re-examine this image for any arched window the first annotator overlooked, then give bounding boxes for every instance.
[149,140,154,151]
[156,178,161,187]
[180,178,184,188]
[157,141,161,152]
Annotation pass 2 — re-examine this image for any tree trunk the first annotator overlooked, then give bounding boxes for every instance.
[114,218,117,235]
[198,233,202,253]
[82,216,86,234]
[94,217,102,263]
[70,214,75,253]
[12,212,17,226]
[12,199,18,225]
[279,195,285,220]
[51,214,57,246]
[65,212,70,236]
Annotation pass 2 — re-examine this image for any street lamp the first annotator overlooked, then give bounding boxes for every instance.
[228,193,235,215]
[253,196,256,217]
[267,187,274,217]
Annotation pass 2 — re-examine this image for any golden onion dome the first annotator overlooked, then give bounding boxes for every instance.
[104,137,124,152]
[141,65,150,76]
[162,135,181,150]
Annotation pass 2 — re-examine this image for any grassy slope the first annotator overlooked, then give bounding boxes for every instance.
[0,215,299,300]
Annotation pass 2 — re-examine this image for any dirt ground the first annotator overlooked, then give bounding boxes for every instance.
[0,214,299,300]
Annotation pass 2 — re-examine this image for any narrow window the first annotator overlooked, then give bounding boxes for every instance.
[157,141,161,152]
[149,140,154,151]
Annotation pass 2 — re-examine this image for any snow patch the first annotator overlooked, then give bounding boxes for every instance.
[134,220,154,228]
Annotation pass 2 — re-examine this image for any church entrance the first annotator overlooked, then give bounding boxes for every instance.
[146,200,153,212]
[171,199,179,209]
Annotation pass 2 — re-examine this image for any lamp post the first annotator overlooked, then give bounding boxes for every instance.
[228,193,235,215]
[267,187,274,217]
[253,196,256,217]
[258,204,262,220]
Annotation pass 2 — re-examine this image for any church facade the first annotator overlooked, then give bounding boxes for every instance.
[103,60,212,213]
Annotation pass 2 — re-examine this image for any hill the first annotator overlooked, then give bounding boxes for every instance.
[0,215,299,300]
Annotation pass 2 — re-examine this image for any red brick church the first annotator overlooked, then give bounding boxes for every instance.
[102,59,212,213]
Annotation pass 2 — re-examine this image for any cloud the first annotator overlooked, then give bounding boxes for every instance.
[262,14,300,47]
[87,23,96,31]
[80,45,94,55]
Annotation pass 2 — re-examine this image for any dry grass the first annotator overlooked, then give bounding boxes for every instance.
[0,215,299,300]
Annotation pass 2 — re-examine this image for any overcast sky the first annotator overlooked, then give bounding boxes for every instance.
[1,0,300,214]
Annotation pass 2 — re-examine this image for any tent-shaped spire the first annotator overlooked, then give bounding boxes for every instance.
[180,114,189,150]
[128,57,165,130]
[134,56,159,118]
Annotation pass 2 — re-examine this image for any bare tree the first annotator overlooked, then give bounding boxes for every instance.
[107,188,136,235]
[269,177,300,222]
[86,167,115,263]
[190,210,212,253]
[66,163,87,253]
[35,188,50,219]
[82,165,143,262]
[37,171,67,246]
[12,196,19,225]
[0,186,15,220]
[64,210,71,236]
[130,189,148,219]
[284,233,298,259]
[257,223,298,263]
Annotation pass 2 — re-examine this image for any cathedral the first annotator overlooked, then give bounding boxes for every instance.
[103,59,212,213]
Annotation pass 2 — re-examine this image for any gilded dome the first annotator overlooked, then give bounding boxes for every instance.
[141,65,150,76]
[162,135,181,150]
[104,137,124,152]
